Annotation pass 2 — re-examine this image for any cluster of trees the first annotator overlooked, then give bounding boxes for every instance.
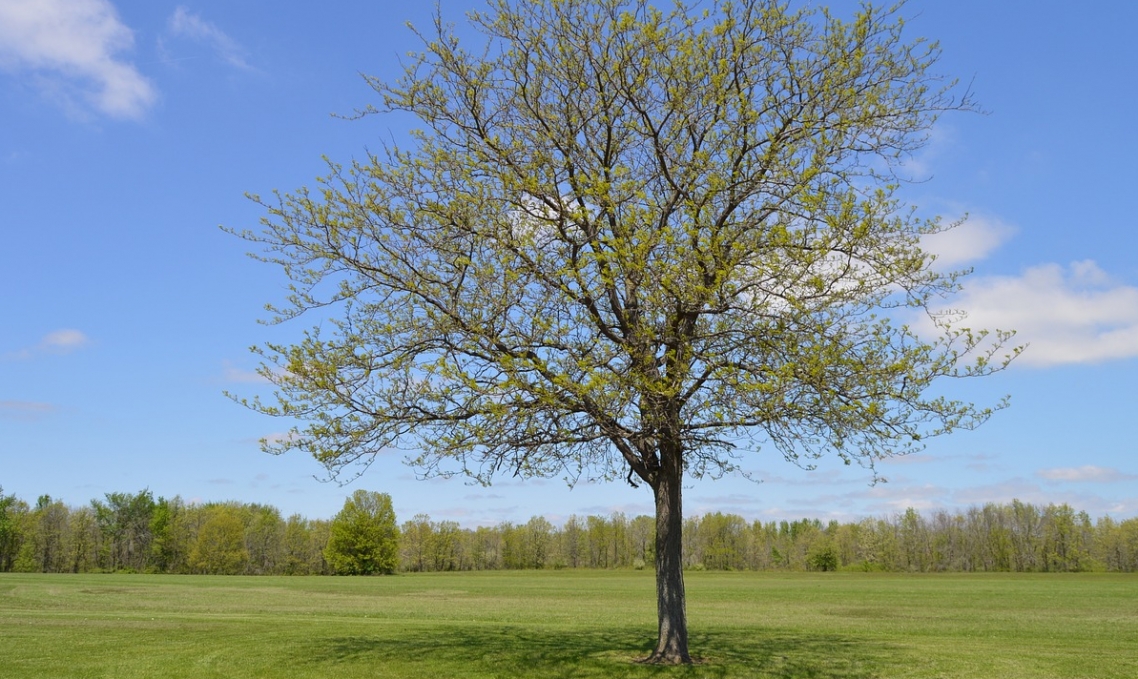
[3,487,1137,574]
[0,488,336,575]
[681,503,1138,573]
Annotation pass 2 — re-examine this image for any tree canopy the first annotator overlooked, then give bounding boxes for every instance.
[231,0,1017,663]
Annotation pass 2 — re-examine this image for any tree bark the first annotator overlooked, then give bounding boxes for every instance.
[645,444,691,664]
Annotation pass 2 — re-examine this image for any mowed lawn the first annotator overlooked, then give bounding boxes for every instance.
[1,570,1135,678]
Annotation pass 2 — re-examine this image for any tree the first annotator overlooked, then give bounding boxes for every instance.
[190,505,250,575]
[22,495,69,573]
[282,513,315,574]
[246,504,286,575]
[325,490,400,575]
[0,488,28,572]
[149,496,190,574]
[400,513,434,572]
[231,0,1017,662]
[92,490,158,572]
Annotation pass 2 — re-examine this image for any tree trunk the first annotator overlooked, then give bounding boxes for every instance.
[645,446,691,664]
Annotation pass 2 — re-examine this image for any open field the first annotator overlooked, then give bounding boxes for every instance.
[1,571,1135,678]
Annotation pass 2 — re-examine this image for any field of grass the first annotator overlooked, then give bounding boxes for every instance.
[1,570,1135,678]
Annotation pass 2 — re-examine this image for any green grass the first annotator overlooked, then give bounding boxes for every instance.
[1,571,1135,678]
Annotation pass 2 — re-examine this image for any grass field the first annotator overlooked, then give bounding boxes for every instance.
[1,570,1135,678]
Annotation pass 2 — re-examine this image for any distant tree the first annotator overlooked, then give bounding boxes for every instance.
[523,515,554,569]
[245,504,286,575]
[150,496,190,574]
[0,488,27,571]
[283,513,314,574]
[22,495,69,572]
[469,525,502,570]
[806,538,838,572]
[431,519,463,571]
[586,516,612,569]
[697,512,748,570]
[499,522,524,570]
[67,506,99,573]
[92,490,156,572]
[560,515,587,569]
[190,505,250,575]
[400,513,433,572]
[307,519,334,574]
[628,515,655,568]
[325,490,399,575]
[231,0,1017,661]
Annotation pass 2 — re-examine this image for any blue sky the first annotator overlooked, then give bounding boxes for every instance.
[2,0,1136,526]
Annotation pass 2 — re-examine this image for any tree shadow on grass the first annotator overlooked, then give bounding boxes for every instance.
[294,626,896,678]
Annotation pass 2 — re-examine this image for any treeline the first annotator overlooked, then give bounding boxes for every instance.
[2,487,1137,574]
[401,503,1138,573]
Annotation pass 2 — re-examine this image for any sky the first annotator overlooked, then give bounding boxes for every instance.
[1,0,1136,526]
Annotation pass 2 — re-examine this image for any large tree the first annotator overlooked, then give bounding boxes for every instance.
[231,0,1017,663]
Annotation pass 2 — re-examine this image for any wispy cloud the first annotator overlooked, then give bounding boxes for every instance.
[166,7,252,71]
[0,400,57,421]
[221,360,269,384]
[946,479,1138,518]
[0,0,156,119]
[827,482,952,515]
[39,328,89,352]
[4,329,91,360]
[260,432,299,446]
[1038,466,1136,483]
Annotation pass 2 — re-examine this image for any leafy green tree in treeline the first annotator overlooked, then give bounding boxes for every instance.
[560,516,586,568]
[806,537,839,572]
[325,490,399,575]
[1095,516,1138,572]
[245,504,287,575]
[190,504,250,575]
[64,506,99,573]
[24,495,69,572]
[400,513,433,573]
[149,496,190,573]
[469,525,503,570]
[305,518,334,575]
[92,490,156,572]
[282,513,318,575]
[0,488,28,571]
[431,520,463,571]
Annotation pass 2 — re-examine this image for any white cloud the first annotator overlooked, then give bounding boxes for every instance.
[921,215,1016,270]
[0,0,156,118]
[913,209,1138,367]
[4,328,91,360]
[167,7,251,70]
[1038,466,1137,483]
[944,260,1138,366]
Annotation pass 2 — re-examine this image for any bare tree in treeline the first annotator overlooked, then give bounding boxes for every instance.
[2,487,1136,574]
